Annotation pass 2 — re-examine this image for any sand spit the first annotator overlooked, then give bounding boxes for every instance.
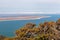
[0,16,51,21]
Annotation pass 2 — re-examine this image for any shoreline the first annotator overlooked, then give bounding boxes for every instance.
[0,16,51,21]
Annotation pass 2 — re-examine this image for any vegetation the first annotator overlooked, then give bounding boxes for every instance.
[0,19,60,40]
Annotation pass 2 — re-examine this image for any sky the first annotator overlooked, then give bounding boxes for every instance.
[0,0,60,14]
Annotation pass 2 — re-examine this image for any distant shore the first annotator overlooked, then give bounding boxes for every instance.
[0,16,51,21]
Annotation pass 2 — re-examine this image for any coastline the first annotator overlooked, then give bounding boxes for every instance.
[0,16,51,21]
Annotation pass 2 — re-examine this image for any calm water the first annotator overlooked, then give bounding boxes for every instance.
[0,14,60,37]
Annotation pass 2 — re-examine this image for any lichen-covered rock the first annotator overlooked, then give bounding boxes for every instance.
[56,19,60,31]
[25,23,36,29]
[56,19,60,25]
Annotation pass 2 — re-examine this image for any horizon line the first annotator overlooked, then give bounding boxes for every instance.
[0,12,59,14]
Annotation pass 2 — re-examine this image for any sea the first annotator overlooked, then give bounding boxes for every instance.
[0,14,60,37]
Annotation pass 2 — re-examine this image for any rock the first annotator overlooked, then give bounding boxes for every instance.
[56,19,60,25]
[25,23,36,29]
[0,35,6,40]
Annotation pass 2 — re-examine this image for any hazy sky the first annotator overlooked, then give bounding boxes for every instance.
[0,0,60,14]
